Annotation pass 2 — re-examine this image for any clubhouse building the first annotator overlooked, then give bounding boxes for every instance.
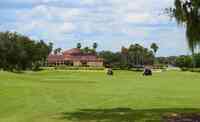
[48,48,103,67]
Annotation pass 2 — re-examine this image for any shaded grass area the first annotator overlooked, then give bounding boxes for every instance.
[0,70,200,122]
[59,108,200,122]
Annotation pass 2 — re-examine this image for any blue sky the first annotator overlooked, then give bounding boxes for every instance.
[0,0,190,56]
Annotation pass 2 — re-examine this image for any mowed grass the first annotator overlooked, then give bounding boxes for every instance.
[0,70,200,122]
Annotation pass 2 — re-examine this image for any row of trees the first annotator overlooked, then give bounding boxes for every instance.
[76,42,98,50]
[98,43,158,69]
[174,54,200,68]
[53,42,98,55]
[156,56,177,65]
[0,32,53,71]
[0,31,160,70]
[156,54,200,68]
[77,42,98,53]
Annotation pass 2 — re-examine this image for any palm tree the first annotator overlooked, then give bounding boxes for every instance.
[150,43,159,65]
[48,42,53,54]
[150,43,159,55]
[77,43,81,49]
[54,48,62,55]
[93,42,98,51]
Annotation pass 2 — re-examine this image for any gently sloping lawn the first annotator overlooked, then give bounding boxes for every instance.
[0,70,200,122]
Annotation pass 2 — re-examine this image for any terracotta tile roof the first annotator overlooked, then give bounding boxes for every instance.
[48,54,64,63]
[63,48,82,54]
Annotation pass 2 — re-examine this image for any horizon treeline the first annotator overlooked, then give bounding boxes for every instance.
[2,31,200,71]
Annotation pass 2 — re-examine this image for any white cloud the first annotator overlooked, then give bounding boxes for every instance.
[80,0,96,5]
[0,0,189,56]
[60,22,76,33]
[14,0,173,34]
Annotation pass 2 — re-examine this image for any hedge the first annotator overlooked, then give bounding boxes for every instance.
[181,68,200,72]
[54,66,105,70]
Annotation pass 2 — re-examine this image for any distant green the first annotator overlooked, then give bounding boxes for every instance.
[0,70,200,122]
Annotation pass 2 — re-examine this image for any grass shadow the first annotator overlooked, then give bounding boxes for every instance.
[3,68,45,74]
[57,108,200,122]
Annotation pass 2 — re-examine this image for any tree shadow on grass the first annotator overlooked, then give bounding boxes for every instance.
[57,108,200,122]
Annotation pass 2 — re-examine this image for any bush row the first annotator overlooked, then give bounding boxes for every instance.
[181,68,200,72]
[52,66,105,70]
[43,66,166,71]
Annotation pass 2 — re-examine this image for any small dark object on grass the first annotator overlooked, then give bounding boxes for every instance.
[107,68,113,76]
[143,68,152,76]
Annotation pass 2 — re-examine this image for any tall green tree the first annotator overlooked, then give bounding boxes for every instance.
[77,43,82,49]
[93,42,98,51]
[150,43,159,55]
[48,42,53,54]
[84,46,90,53]
[0,31,52,71]
[170,0,200,66]
[99,51,121,68]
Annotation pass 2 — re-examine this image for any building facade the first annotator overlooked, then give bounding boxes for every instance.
[48,48,103,67]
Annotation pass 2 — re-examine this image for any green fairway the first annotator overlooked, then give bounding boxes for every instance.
[0,70,200,122]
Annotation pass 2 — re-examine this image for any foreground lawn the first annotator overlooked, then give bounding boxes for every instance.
[0,70,200,122]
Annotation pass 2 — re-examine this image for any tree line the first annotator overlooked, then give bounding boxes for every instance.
[0,31,160,71]
[53,42,98,55]
[98,43,158,69]
[157,54,200,68]
[0,32,53,71]
[174,54,200,68]
[77,42,98,54]
[54,42,159,69]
